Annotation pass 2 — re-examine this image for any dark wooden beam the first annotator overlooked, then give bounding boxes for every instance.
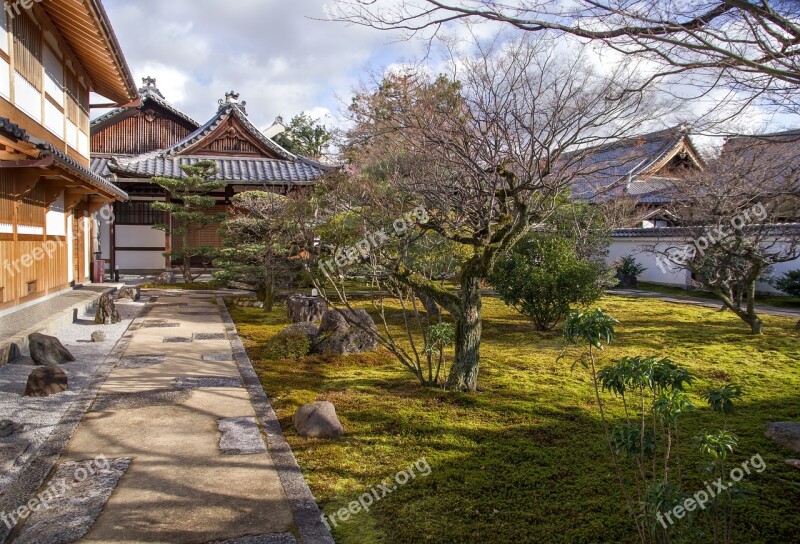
[0,156,55,169]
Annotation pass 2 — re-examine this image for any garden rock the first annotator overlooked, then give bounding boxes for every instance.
[293,401,344,439]
[91,331,107,343]
[94,293,121,325]
[0,420,23,438]
[615,271,638,289]
[287,295,328,323]
[280,322,320,342]
[795,320,800,332]
[154,271,176,285]
[117,286,141,301]
[312,309,378,355]
[28,333,75,366]
[0,342,19,366]
[765,422,800,453]
[25,366,68,397]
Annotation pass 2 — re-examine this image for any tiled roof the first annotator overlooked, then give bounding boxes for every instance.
[110,155,325,184]
[30,139,128,200]
[0,117,29,141]
[164,102,296,161]
[91,86,200,130]
[570,127,702,202]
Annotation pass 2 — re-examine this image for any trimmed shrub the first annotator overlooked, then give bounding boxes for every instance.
[262,331,311,360]
[774,269,800,297]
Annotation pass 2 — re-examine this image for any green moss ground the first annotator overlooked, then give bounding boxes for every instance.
[229,295,800,544]
[636,282,800,310]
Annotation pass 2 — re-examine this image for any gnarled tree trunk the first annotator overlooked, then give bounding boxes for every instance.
[446,274,482,392]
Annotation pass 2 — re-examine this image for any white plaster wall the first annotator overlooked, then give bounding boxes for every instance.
[13,73,41,123]
[0,57,9,101]
[44,100,64,140]
[608,238,691,286]
[609,236,800,295]
[99,214,111,261]
[46,192,66,236]
[115,251,166,271]
[66,215,74,283]
[0,10,8,55]
[83,215,91,280]
[43,45,64,106]
[116,225,165,248]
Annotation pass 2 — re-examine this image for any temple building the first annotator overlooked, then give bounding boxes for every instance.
[90,80,328,273]
[0,0,137,315]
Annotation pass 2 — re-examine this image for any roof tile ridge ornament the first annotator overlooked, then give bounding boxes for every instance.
[139,76,165,99]
[219,90,247,115]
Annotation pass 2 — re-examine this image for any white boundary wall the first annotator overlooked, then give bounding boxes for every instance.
[609,234,800,295]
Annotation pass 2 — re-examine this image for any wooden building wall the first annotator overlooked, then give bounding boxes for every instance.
[0,172,86,312]
[91,107,197,155]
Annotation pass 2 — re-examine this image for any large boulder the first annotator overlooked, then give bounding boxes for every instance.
[293,401,344,439]
[25,366,68,397]
[28,333,75,366]
[94,294,121,325]
[311,309,378,356]
[0,420,23,438]
[280,322,320,342]
[766,422,800,453]
[287,295,328,323]
[153,271,176,286]
[117,286,141,302]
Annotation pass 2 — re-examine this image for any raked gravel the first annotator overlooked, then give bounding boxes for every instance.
[0,298,147,490]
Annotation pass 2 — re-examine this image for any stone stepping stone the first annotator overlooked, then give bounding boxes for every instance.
[13,458,131,543]
[163,337,193,343]
[217,417,267,455]
[118,354,166,369]
[210,534,297,544]
[142,320,181,329]
[92,389,192,411]
[175,376,242,390]
[203,353,235,362]
[193,333,227,341]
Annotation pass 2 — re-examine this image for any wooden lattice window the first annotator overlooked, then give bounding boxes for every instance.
[12,11,42,88]
[114,201,164,225]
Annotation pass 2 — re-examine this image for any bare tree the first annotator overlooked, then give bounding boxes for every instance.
[334,1,800,116]
[648,132,800,334]
[320,38,668,391]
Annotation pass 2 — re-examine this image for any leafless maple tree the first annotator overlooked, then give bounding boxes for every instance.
[647,132,800,334]
[320,37,669,391]
[334,0,800,116]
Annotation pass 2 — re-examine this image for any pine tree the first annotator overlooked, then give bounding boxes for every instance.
[151,161,227,283]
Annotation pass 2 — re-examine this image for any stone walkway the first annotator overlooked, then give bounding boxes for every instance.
[608,289,800,319]
[0,286,121,340]
[3,290,332,544]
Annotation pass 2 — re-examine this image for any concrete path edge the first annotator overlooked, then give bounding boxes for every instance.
[217,296,335,544]
[0,297,155,544]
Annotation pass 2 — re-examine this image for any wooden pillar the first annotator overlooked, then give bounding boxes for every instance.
[110,207,116,279]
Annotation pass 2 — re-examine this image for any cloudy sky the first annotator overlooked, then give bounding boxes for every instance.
[98,0,424,129]
[98,0,797,141]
